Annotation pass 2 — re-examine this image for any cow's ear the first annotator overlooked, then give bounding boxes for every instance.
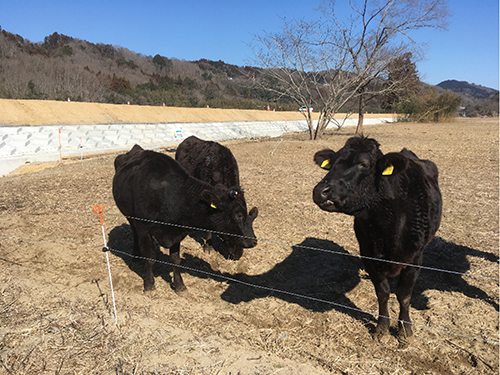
[377,153,409,176]
[200,190,220,210]
[314,149,336,170]
[248,206,259,219]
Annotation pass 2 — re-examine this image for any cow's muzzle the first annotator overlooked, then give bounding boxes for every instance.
[226,236,257,260]
[313,184,340,212]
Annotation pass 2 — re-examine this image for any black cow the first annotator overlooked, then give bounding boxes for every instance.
[176,135,239,187]
[176,136,256,259]
[112,144,258,292]
[312,136,442,347]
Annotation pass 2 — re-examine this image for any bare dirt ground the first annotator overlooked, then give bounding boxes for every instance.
[0,114,498,374]
[0,98,317,126]
[0,98,389,127]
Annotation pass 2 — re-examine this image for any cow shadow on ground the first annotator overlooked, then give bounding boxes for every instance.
[107,224,246,290]
[219,237,371,322]
[219,236,499,322]
[107,224,175,286]
[413,236,499,311]
[107,224,499,318]
[107,226,369,321]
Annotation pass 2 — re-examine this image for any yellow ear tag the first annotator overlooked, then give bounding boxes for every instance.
[382,164,394,176]
[320,159,331,170]
[210,203,217,209]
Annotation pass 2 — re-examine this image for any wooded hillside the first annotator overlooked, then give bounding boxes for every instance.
[0,28,497,116]
[0,28,293,111]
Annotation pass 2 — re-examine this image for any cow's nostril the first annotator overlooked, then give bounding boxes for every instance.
[321,187,331,198]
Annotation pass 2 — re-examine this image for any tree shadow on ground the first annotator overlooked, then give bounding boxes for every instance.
[413,236,499,311]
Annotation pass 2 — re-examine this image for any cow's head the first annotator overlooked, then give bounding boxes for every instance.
[313,136,409,216]
[201,186,258,259]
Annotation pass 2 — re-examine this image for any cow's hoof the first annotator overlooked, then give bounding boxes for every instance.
[396,329,414,350]
[373,332,390,345]
[373,325,389,343]
[174,284,188,296]
[202,244,213,254]
[143,284,155,292]
[397,339,410,350]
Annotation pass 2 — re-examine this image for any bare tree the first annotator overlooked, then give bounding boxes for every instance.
[329,0,450,134]
[250,0,449,139]
[249,18,362,139]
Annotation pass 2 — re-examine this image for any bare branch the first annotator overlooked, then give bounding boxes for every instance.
[250,0,449,138]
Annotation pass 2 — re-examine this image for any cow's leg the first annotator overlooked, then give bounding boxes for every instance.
[128,220,141,257]
[136,230,156,291]
[169,243,186,292]
[362,257,391,340]
[356,224,391,340]
[396,264,421,348]
[203,231,213,253]
[372,276,391,340]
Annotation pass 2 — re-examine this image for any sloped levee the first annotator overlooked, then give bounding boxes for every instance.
[0,118,395,176]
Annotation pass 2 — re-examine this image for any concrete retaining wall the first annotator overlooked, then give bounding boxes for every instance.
[0,117,395,176]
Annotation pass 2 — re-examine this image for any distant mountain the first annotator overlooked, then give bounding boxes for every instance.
[436,80,499,117]
[437,80,498,99]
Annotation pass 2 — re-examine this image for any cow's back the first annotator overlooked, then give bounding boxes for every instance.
[113,144,189,220]
[400,148,439,186]
[176,136,239,187]
[401,149,442,223]
[400,148,442,235]
[366,148,442,261]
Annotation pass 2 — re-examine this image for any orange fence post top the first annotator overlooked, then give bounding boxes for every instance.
[93,204,105,226]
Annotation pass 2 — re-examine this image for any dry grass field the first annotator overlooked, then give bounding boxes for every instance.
[0,112,498,374]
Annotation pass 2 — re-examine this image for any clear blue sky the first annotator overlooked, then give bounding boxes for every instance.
[1,0,498,89]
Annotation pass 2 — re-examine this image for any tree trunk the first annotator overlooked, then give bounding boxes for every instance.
[308,122,314,140]
[314,123,322,139]
[313,113,328,139]
[356,92,365,136]
[306,114,315,140]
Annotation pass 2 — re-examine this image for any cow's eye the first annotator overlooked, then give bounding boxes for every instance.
[358,162,370,170]
[234,212,245,221]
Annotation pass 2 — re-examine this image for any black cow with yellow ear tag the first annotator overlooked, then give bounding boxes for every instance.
[112,144,258,293]
[312,136,442,348]
[176,135,259,260]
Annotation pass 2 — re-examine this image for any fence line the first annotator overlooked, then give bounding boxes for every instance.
[0,200,498,282]
[0,143,127,159]
[0,233,498,346]
[106,246,499,346]
[94,204,118,326]
[111,212,500,282]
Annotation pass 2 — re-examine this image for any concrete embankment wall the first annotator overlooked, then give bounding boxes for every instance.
[0,117,395,176]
